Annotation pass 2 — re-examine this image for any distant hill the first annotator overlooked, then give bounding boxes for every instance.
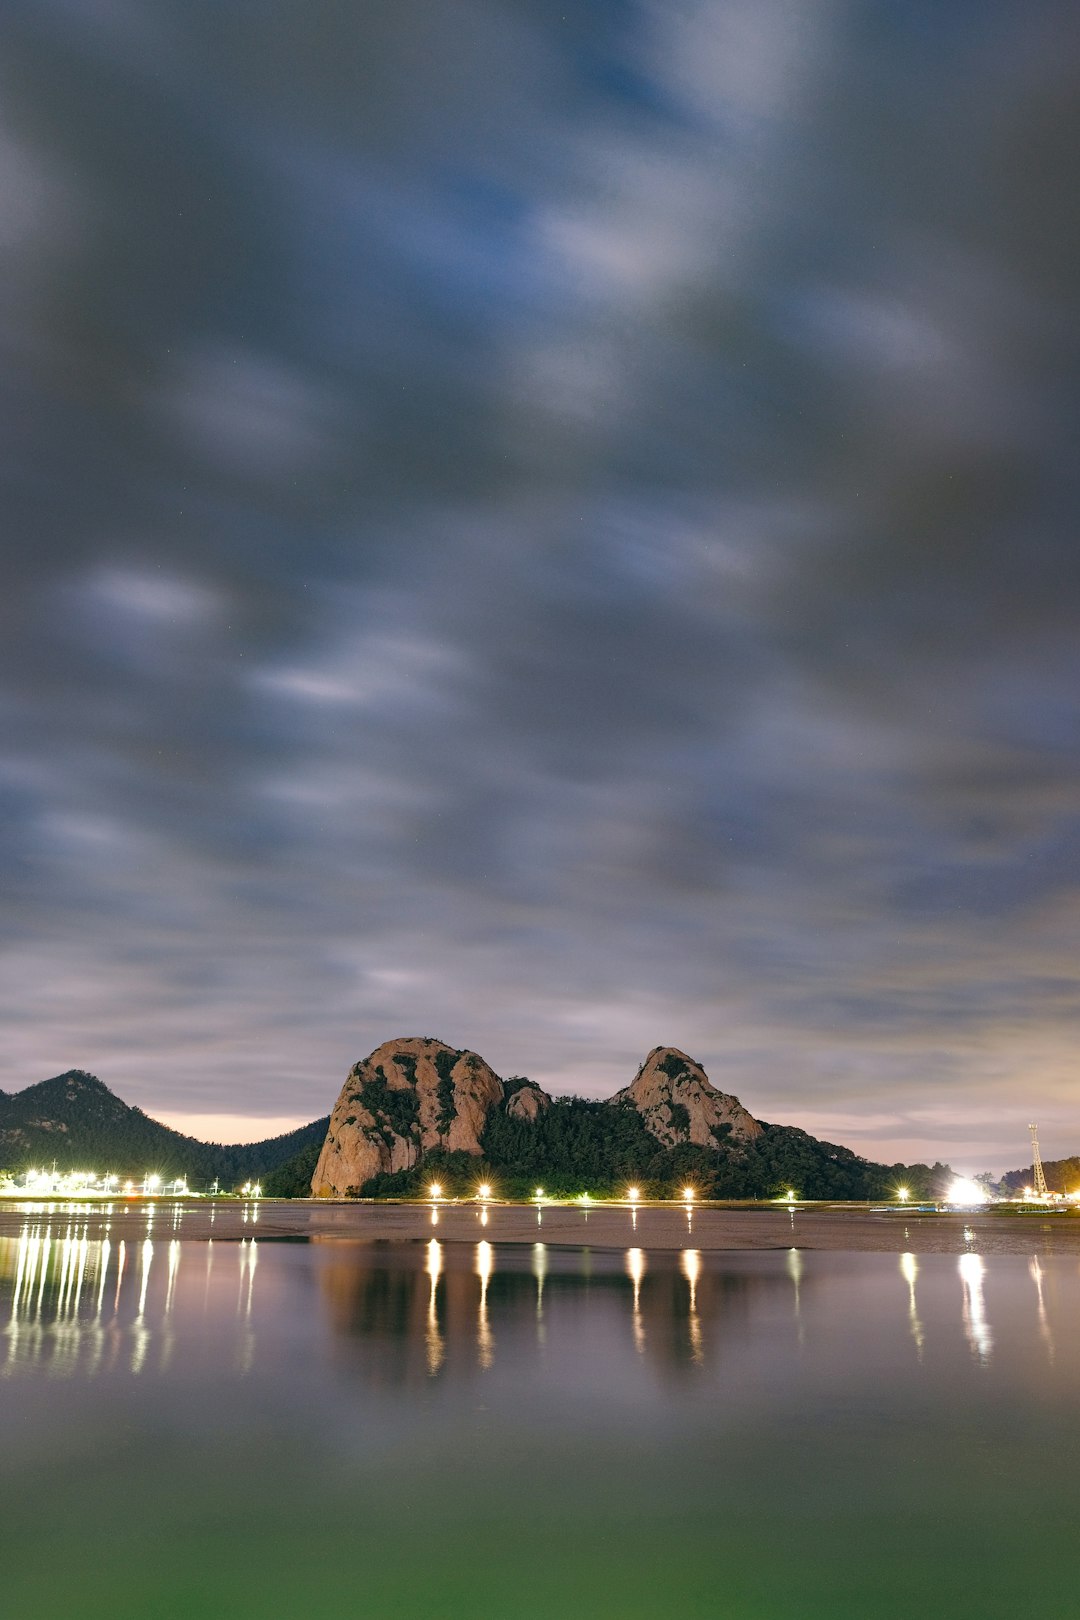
[0,1070,328,1188]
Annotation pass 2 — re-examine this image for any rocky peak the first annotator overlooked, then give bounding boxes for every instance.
[503,1079,553,1122]
[613,1046,762,1150]
[312,1037,504,1198]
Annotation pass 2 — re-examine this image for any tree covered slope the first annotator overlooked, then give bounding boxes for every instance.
[0,1069,328,1186]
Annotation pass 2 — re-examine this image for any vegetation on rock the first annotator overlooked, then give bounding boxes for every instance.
[351,1092,948,1201]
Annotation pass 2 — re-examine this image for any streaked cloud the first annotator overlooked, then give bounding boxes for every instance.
[0,0,1077,1170]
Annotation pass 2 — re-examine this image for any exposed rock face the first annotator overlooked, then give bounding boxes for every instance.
[613,1046,762,1150]
[312,1037,504,1197]
[505,1081,552,1122]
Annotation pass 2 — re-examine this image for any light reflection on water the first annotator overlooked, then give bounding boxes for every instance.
[3,1216,1080,1387]
[3,1220,1080,1618]
[1030,1254,1055,1362]
[0,1220,262,1378]
[959,1250,993,1364]
[901,1251,925,1357]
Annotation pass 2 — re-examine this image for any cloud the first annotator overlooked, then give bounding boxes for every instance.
[0,1,1077,1169]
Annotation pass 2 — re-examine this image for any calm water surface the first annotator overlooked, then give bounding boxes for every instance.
[2,1204,1078,1619]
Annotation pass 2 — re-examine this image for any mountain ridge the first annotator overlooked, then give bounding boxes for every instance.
[0,1069,329,1186]
[0,1050,957,1201]
[312,1037,950,1202]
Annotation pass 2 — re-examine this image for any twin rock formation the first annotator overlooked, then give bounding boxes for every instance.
[312,1037,761,1198]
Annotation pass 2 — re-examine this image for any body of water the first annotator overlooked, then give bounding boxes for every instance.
[1,1204,1077,1618]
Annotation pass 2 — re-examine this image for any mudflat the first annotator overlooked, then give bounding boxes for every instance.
[2,1196,1079,1254]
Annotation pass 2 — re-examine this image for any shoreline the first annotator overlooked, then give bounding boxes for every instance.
[2,1197,1079,1254]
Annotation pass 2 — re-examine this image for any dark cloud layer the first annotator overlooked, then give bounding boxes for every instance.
[1,1,1078,1166]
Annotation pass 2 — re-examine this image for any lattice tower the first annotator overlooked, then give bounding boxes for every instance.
[1029,1122,1048,1198]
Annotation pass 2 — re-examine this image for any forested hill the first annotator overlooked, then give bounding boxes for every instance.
[359,1094,951,1203]
[0,1070,328,1186]
[1,1066,953,1202]
[1000,1156,1080,1195]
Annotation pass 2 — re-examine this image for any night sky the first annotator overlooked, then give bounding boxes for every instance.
[2,3,1078,1170]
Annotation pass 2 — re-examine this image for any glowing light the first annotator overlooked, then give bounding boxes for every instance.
[900,1251,924,1356]
[477,1183,492,1202]
[785,1189,797,1203]
[959,1251,993,1362]
[428,1183,443,1201]
[579,1193,591,1205]
[426,1239,444,1372]
[627,1187,641,1203]
[145,1174,161,1192]
[626,1247,645,1352]
[476,1240,494,1368]
[682,1187,695,1204]
[896,1186,910,1202]
[945,1178,989,1208]
[533,1187,545,1201]
[532,1241,547,1321]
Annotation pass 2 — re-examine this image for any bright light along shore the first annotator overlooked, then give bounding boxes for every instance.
[944,1177,989,1207]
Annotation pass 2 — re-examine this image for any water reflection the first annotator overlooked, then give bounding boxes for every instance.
[317,1242,814,1386]
[0,1220,259,1376]
[787,1247,804,1345]
[532,1241,546,1341]
[900,1252,925,1358]
[4,1218,1077,1392]
[681,1250,702,1364]
[425,1239,444,1375]
[1030,1256,1054,1363]
[236,1240,258,1372]
[626,1247,646,1354]
[476,1240,494,1369]
[959,1252,993,1364]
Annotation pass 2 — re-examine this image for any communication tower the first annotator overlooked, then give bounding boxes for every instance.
[1028,1122,1048,1198]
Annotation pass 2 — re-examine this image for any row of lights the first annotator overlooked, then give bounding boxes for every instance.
[424,1184,926,1205]
[426,1183,702,1204]
[18,1170,190,1196]
[9,1171,261,1198]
